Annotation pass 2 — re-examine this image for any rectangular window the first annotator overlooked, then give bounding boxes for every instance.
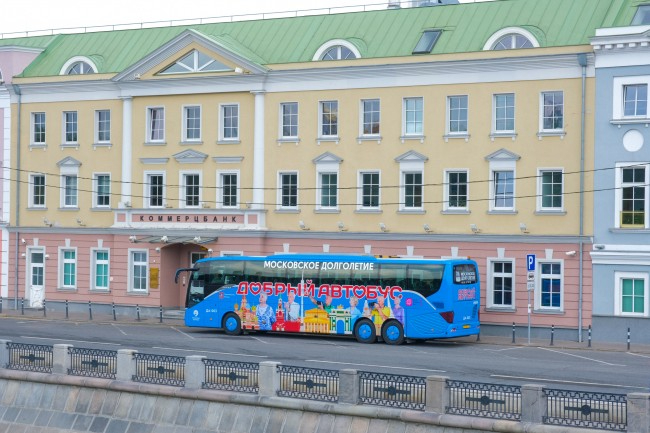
[146,173,165,208]
[624,84,647,117]
[32,112,46,144]
[403,172,423,209]
[539,262,562,309]
[95,110,111,143]
[320,101,338,137]
[539,170,563,210]
[616,272,648,316]
[620,166,646,227]
[280,102,298,138]
[494,93,515,132]
[403,97,423,135]
[490,261,513,308]
[183,105,201,141]
[448,95,468,133]
[63,111,78,143]
[147,107,165,142]
[319,173,338,208]
[361,99,380,136]
[221,104,239,140]
[62,175,78,208]
[279,172,298,208]
[92,250,110,291]
[446,171,468,210]
[493,170,514,209]
[130,251,148,293]
[95,174,111,208]
[220,172,238,208]
[60,249,77,289]
[360,171,380,209]
[30,174,46,208]
[183,173,201,207]
[541,91,564,131]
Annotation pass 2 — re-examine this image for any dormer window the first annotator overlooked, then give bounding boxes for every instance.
[632,5,650,25]
[313,40,361,61]
[322,46,355,60]
[493,34,534,50]
[160,50,230,74]
[413,30,442,54]
[483,28,539,51]
[60,57,98,75]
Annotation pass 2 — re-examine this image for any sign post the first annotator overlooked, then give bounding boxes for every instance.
[526,255,536,344]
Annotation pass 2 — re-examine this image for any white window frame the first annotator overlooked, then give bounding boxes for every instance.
[317,172,339,210]
[277,171,299,210]
[58,247,77,290]
[144,171,166,209]
[486,258,515,309]
[447,95,469,135]
[613,76,650,120]
[61,175,78,208]
[537,168,564,212]
[217,170,240,209]
[31,112,46,145]
[400,171,424,211]
[614,271,649,317]
[493,93,515,133]
[614,162,649,228]
[623,84,648,118]
[443,169,469,212]
[219,103,239,142]
[402,97,423,137]
[483,27,540,50]
[93,173,111,209]
[360,99,380,137]
[357,170,381,210]
[62,111,78,144]
[535,260,564,311]
[318,100,339,139]
[94,109,111,144]
[146,106,165,143]
[182,105,202,143]
[179,171,202,209]
[29,173,46,208]
[279,102,299,139]
[90,248,110,292]
[539,91,564,132]
[488,162,516,212]
[312,39,361,61]
[128,249,149,293]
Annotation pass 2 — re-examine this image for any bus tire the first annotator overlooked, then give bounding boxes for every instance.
[222,312,242,336]
[353,319,376,344]
[381,320,404,345]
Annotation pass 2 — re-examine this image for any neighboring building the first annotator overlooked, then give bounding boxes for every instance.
[591,10,650,344]
[0,0,642,340]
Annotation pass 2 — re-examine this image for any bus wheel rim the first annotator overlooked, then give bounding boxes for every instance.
[226,317,237,331]
[359,323,372,339]
[386,325,400,341]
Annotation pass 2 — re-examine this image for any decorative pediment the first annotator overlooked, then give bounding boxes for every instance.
[484,148,521,161]
[56,156,82,168]
[113,29,267,82]
[173,149,208,164]
[394,150,428,163]
[312,152,343,164]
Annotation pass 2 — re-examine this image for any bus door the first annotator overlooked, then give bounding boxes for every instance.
[451,263,480,326]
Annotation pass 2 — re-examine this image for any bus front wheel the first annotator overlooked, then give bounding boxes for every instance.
[222,312,242,336]
[381,320,404,345]
[354,319,376,344]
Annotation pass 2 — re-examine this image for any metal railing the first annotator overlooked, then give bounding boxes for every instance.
[132,353,185,387]
[6,342,53,373]
[203,359,259,393]
[543,388,627,431]
[277,365,339,402]
[68,347,117,379]
[446,379,522,420]
[359,371,426,410]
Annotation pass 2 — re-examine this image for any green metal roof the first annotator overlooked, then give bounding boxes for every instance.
[5,0,639,78]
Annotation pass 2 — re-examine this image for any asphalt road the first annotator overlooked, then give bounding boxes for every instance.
[1,316,649,394]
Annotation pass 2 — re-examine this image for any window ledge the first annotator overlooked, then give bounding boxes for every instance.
[29,143,47,150]
[217,139,241,145]
[144,141,167,146]
[485,307,516,313]
[91,207,113,212]
[277,138,301,145]
[355,209,382,214]
[610,118,650,127]
[441,209,470,215]
[93,142,112,149]
[27,207,48,211]
[275,208,300,214]
[397,209,426,215]
[314,209,341,214]
[56,288,78,293]
[487,210,518,215]
[316,137,340,145]
[535,210,566,216]
[443,133,470,142]
[180,140,203,145]
[537,131,566,140]
[533,309,564,315]
[60,143,80,149]
[399,135,425,144]
[126,292,150,296]
[89,289,111,294]
[356,135,382,144]
[610,227,650,233]
[58,207,80,211]
[490,132,517,141]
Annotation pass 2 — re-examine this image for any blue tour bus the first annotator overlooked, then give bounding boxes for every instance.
[175,254,480,344]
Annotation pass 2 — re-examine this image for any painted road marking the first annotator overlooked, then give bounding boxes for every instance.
[537,347,624,366]
[306,359,445,373]
[111,323,127,336]
[491,374,646,391]
[153,347,268,358]
[171,326,195,340]
[20,336,120,346]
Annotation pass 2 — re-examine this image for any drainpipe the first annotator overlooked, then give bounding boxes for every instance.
[12,84,22,310]
[577,53,587,343]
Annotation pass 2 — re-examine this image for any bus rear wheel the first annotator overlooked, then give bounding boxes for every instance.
[353,319,376,344]
[222,312,242,336]
[381,320,404,345]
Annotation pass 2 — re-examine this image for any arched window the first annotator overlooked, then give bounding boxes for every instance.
[313,40,361,61]
[483,27,540,51]
[60,57,98,75]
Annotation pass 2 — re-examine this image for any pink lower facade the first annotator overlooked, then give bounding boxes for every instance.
[4,230,592,333]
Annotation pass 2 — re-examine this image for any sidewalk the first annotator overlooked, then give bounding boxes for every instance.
[2,302,650,354]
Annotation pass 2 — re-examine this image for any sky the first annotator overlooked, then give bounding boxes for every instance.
[0,0,492,36]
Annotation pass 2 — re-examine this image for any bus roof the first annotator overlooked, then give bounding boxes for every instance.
[196,254,476,265]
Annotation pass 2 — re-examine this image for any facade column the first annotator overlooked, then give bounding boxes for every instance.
[251,91,265,211]
[120,97,133,207]
[0,87,10,298]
